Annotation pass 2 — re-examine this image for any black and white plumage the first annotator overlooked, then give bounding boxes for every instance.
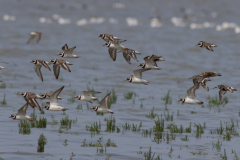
[9,103,33,121]
[196,41,217,52]
[58,44,79,58]
[125,68,151,85]
[179,83,204,105]
[139,55,165,70]
[91,92,113,114]
[43,86,68,111]
[75,90,101,103]
[49,59,73,79]
[31,60,51,81]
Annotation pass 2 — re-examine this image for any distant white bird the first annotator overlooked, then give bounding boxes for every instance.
[27,32,42,44]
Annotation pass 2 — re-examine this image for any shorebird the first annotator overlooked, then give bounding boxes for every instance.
[213,85,237,104]
[75,90,101,103]
[19,92,42,111]
[189,75,211,91]
[125,68,151,85]
[117,48,140,64]
[9,103,33,121]
[99,34,122,42]
[49,59,73,79]
[91,92,114,114]
[27,32,42,44]
[196,41,217,52]
[31,60,51,81]
[179,83,204,104]
[40,93,62,100]
[43,86,68,111]
[58,44,79,58]
[139,55,165,70]
[200,72,221,77]
[103,40,126,61]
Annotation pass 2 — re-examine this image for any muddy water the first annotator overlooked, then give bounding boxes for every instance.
[0,0,240,159]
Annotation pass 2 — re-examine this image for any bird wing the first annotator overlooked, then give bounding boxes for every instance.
[143,56,155,66]
[108,48,117,61]
[127,49,138,62]
[99,92,111,109]
[33,65,43,81]
[29,97,41,111]
[219,90,226,104]
[82,91,101,95]
[18,103,28,115]
[123,52,131,64]
[27,35,35,44]
[60,62,71,72]
[133,68,151,79]
[40,61,51,71]
[50,86,64,105]
[53,64,60,79]
[36,33,41,43]
[62,44,68,51]
[187,83,199,99]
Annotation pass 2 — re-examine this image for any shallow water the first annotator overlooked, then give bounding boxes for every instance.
[0,0,240,159]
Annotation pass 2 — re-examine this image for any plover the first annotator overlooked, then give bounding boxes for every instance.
[43,86,69,111]
[189,75,211,91]
[125,68,151,85]
[139,55,165,70]
[58,44,79,58]
[213,85,237,104]
[75,90,101,103]
[27,32,42,44]
[200,72,221,77]
[91,92,114,114]
[196,41,217,52]
[49,59,73,79]
[118,48,140,64]
[40,93,62,100]
[9,103,33,121]
[103,40,126,61]
[179,83,204,104]
[99,34,121,42]
[31,60,51,81]
[19,92,42,111]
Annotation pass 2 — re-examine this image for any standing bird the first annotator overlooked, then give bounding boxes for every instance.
[43,86,69,111]
[200,72,221,77]
[91,92,114,114]
[9,103,33,121]
[31,60,51,81]
[75,90,101,103]
[27,32,42,44]
[179,83,204,105]
[213,85,237,104]
[99,34,121,42]
[57,44,79,58]
[189,75,211,91]
[139,55,165,70]
[19,92,42,111]
[125,68,151,85]
[117,48,140,64]
[40,93,62,100]
[103,40,126,61]
[196,41,217,52]
[49,59,73,79]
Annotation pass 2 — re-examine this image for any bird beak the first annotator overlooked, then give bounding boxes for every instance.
[19,94,22,96]
[9,116,11,118]
[212,87,217,89]
[74,95,78,98]
[30,61,33,63]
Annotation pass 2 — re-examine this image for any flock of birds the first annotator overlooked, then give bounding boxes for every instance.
[8,32,237,121]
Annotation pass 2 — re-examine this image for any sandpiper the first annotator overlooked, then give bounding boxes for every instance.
[200,72,221,77]
[75,90,101,103]
[196,41,217,52]
[179,83,204,105]
[117,48,140,64]
[49,59,73,79]
[19,92,42,111]
[27,32,42,44]
[139,55,165,70]
[91,92,114,114]
[31,60,51,81]
[103,40,126,61]
[125,68,151,85]
[58,44,79,58]
[189,75,211,91]
[213,85,237,104]
[99,34,121,42]
[9,103,33,121]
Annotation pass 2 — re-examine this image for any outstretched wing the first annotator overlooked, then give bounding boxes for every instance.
[133,68,151,79]
[18,103,28,115]
[99,92,111,109]
[27,35,35,44]
[53,64,60,79]
[50,86,64,105]
[219,90,226,104]
[108,48,117,61]
[33,65,43,81]
[82,91,101,95]
[187,83,199,99]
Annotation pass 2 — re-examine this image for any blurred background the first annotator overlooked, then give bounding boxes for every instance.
[0,0,240,160]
